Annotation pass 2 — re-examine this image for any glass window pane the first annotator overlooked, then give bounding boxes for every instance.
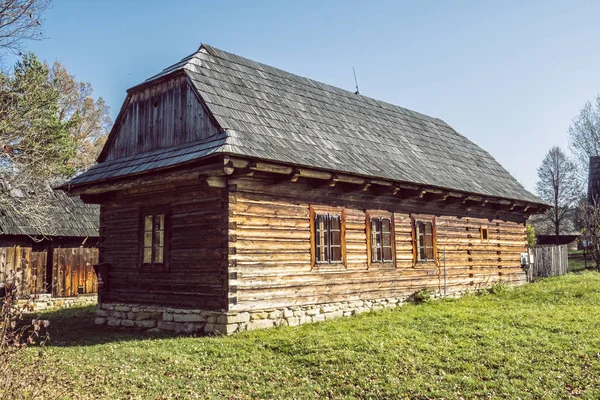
[383,246,392,261]
[331,246,342,262]
[154,246,164,263]
[154,229,164,247]
[155,214,165,231]
[329,215,340,231]
[330,230,341,246]
[425,247,434,260]
[144,231,153,247]
[144,215,152,231]
[143,247,152,263]
[382,231,392,247]
[424,232,433,248]
[382,219,391,234]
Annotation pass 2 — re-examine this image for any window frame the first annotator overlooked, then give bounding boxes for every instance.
[138,206,170,272]
[480,226,489,242]
[366,211,396,268]
[309,206,347,270]
[411,215,438,265]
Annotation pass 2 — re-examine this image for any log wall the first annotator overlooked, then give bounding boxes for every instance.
[102,74,220,161]
[99,184,228,310]
[228,177,527,311]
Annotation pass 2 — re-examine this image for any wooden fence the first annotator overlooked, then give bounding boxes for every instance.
[527,245,568,281]
[52,247,98,297]
[0,246,98,297]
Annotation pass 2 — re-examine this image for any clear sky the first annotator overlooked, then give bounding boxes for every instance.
[14,0,600,193]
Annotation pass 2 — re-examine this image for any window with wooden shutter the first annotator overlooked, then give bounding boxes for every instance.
[411,217,436,263]
[310,206,346,269]
[139,207,170,271]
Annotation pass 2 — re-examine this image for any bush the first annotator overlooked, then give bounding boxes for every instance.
[409,288,433,304]
[0,274,56,400]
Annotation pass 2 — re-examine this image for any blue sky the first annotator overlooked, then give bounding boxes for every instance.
[15,0,600,193]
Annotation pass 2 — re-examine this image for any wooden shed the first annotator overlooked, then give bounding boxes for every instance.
[0,184,99,299]
[62,44,549,334]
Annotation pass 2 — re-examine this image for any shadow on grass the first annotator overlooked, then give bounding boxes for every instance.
[31,305,185,347]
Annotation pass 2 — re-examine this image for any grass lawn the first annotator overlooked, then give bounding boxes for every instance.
[10,272,600,399]
[569,250,597,272]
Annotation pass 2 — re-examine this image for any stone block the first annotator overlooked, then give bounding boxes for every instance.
[282,309,294,318]
[306,308,320,316]
[246,319,275,331]
[268,310,282,319]
[127,312,136,320]
[312,314,325,322]
[163,313,174,322]
[204,324,216,334]
[157,321,180,332]
[293,310,305,317]
[217,314,228,324]
[101,303,114,311]
[321,305,337,313]
[107,318,121,327]
[324,310,343,320]
[227,312,250,324]
[213,324,238,335]
[132,307,140,312]
[286,317,300,327]
[94,317,107,325]
[173,314,205,323]
[135,320,156,329]
[96,309,109,317]
[115,305,132,312]
[182,323,205,334]
[121,319,135,327]
[111,311,125,319]
[207,316,217,324]
[250,312,268,320]
[299,316,312,325]
[136,311,162,321]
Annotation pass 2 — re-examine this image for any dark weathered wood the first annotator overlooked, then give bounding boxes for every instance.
[527,245,568,281]
[99,183,228,310]
[101,74,220,161]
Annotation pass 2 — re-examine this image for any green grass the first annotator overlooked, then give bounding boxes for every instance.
[15,272,600,399]
[569,250,597,272]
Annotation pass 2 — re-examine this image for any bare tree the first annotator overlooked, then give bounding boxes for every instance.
[568,94,600,182]
[0,0,50,58]
[535,146,581,244]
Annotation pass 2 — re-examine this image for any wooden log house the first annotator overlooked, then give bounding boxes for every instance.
[61,44,549,334]
[0,185,99,298]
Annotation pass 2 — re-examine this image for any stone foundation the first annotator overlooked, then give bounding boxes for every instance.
[18,294,97,311]
[95,297,407,335]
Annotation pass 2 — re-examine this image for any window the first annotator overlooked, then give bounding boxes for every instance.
[480,226,489,242]
[315,213,342,263]
[368,216,394,263]
[412,217,436,263]
[139,208,169,271]
[310,206,346,268]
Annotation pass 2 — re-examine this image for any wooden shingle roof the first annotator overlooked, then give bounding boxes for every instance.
[0,183,99,238]
[68,44,544,205]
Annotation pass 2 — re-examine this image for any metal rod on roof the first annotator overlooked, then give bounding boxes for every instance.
[353,67,360,95]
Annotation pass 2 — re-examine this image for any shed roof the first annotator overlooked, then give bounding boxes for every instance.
[68,44,544,206]
[0,182,99,238]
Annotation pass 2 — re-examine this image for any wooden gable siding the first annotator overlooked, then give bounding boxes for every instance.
[99,184,228,310]
[103,74,220,161]
[227,177,527,311]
